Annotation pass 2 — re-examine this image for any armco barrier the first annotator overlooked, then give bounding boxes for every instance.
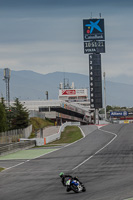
[20,122,81,146]
[0,140,35,156]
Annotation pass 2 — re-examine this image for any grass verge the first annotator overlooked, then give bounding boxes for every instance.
[49,126,83,144]
[29,117,54,138]
[0,167,5,172]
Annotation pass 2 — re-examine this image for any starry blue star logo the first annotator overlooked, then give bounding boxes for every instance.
[85,19,102,34]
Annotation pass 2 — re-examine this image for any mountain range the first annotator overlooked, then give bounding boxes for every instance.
[0,69,132,107]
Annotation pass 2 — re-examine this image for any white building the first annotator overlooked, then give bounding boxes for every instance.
[59,82,90,109]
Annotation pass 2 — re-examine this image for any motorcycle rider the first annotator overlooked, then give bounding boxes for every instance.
[59,172,85,192]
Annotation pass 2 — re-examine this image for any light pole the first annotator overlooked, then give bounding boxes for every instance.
[103,72,107,120]
[3,68,11,107]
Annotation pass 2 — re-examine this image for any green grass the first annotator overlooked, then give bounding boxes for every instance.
[34,144,62,148]
[0,167,5,172]
[29,117,54,138]
[30,117,54,131]
[0,149,56,160]
[49,126,83,144]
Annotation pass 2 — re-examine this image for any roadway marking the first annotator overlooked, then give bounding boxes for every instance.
[0,127,95,172]
[0,149,57,172]
[0,128,86,172]
[3,160,30,171]
[78,126,86,138]
[4,161,25,171]
[72,128,117,170]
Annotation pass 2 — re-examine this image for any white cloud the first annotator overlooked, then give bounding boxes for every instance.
[0,1,133,84]
[0,41,88,74]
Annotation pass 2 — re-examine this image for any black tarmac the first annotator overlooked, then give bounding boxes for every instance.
[0,124,133,200]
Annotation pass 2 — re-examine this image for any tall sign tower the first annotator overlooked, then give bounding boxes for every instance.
[83,17,105,122]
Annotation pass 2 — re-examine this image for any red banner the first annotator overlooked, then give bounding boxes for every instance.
[62,90,76,95]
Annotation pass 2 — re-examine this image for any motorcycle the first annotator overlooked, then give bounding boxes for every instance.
[66,178,86,193]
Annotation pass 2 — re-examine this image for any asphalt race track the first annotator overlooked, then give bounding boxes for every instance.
[0,124,133,200]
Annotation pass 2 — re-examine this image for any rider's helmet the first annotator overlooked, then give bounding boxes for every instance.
[59,172,64,178]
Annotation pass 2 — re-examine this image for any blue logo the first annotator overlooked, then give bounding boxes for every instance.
[110,111,128,117]
[85,19,102,34]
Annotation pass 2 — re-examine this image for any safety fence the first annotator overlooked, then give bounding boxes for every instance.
[34,122,80,146]
[0,140,35,156]
[0,125,32,144]
[0,122,81,147]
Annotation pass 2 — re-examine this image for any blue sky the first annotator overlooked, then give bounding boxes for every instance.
[0,0,133,84]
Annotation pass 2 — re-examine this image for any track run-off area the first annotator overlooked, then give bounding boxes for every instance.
[0,123,133,200]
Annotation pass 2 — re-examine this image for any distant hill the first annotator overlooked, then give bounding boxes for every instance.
[0,69,133,107]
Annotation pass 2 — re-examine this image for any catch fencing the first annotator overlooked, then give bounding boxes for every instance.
[0,125,32,144]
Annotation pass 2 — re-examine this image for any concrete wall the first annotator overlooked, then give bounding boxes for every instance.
[29,110,45,119]
[35,122,80,146]
[44,111,57,119]
[45,122,81,144]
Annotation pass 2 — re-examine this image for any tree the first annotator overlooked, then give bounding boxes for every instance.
[0,102,8,132]
[10,98,30,129]
[106,105,113,112]
[99,108,105,114]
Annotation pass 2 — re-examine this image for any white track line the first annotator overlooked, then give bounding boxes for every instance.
[1,127,106,172]
[1,150,59,172]
[72,128,117,170]
[78,126,86,138]
[0,128,86,172]
[3,161,25,171]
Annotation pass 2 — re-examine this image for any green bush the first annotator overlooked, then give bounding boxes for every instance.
[30,117,54,134]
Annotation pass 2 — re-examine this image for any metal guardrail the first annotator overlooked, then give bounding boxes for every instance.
[33,122,81,146]
[45,122,81,144]
[0,140,35,156]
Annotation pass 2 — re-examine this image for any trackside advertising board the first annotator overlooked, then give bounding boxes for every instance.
[110,111,128,117]
[59,89,88,97]
[83,18,105,41]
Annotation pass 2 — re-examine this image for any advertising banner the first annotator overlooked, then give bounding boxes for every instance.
[59,89,88,97]
[83,18,105,41]
[110,111,128,117]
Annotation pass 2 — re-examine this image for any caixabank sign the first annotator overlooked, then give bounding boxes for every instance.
[83,18,105,41]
